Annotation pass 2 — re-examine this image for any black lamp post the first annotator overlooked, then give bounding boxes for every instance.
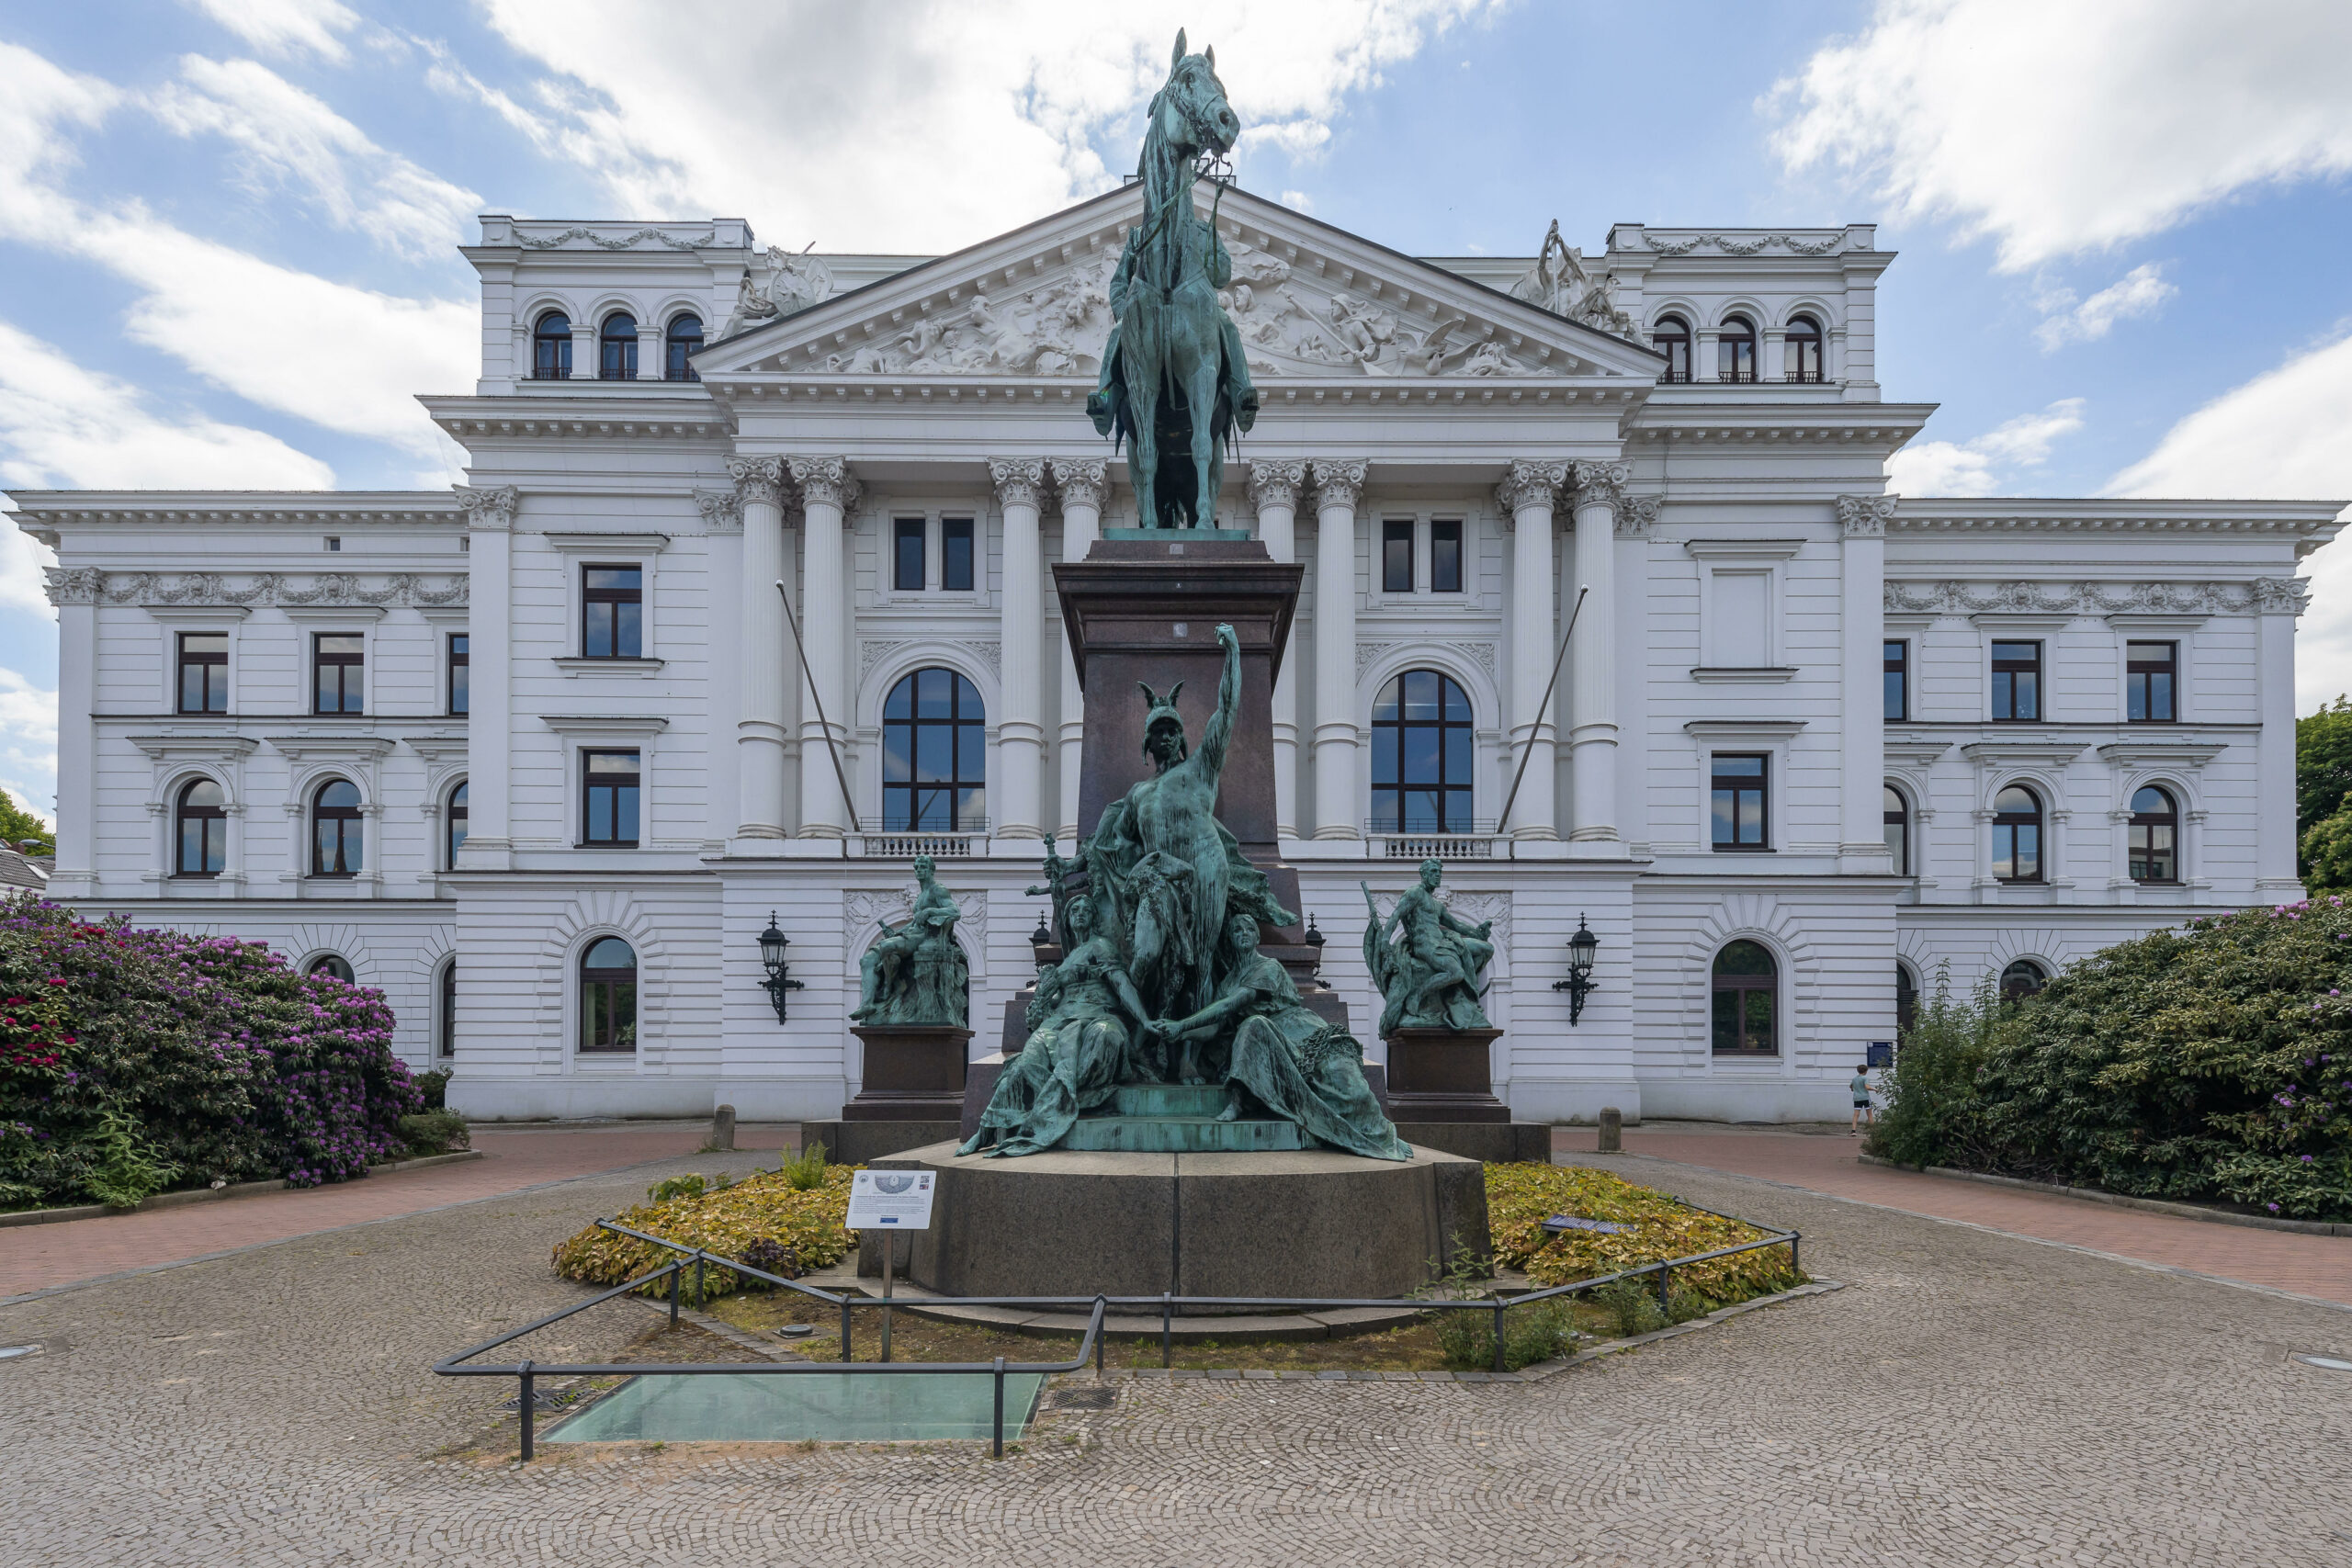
[1552,914,1600,1025]
[1303,912,1326,976]
[758,912,804,1023]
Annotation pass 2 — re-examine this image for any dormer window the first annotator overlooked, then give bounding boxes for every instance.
[532,311,572,379]
[1652,315,1691,383]
[1785,315,1824,383]
[1717,316,1757,383]
[599,313,638,380]
[664,314,703,381]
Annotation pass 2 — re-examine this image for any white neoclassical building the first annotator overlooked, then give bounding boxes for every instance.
[14,188,2338,1122]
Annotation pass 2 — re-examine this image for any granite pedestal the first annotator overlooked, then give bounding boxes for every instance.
[1381,1025,1551,1165]
[805,1022,973,1164]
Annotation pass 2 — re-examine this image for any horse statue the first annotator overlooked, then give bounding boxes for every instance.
[1086,31,1261,530]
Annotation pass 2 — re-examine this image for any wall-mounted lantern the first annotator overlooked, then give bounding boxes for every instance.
[1551,914,1600,1025]
[758,913,804,1023]
[1303,912,1325,976]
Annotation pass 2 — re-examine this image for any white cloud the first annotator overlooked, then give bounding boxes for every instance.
[151,55,480,259]
[182,0,360,64]
[2033,263,2176,352]
[1279,189,1315,213]
[455,1,1495,250]
[1887,398,2085,497]
[0,665,61,826]
[2105,332,2352,709]
[1769,0,2352,269]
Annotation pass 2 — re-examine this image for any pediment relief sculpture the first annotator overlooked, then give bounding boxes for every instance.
[1506,219,1637,339]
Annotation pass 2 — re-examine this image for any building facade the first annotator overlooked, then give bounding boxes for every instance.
[15,189,2337,1122]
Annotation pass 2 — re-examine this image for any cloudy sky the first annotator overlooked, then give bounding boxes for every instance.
[0,0,2347,822]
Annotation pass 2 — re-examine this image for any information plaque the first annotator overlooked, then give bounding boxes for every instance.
[845,1168,937,1230]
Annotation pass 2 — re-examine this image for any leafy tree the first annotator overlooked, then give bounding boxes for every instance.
[2299,695,2352,874]
[0,789,52,856]
[2305,803,2352,895]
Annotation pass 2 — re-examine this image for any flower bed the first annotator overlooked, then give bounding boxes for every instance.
[1486,1163,1803,1303]
[552,1163,859,1298]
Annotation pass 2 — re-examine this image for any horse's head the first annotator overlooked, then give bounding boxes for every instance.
[1149,28,1238,161]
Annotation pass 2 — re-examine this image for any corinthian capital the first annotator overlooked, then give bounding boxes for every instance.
[1493,459,1566,518]
[452,484,518,531]
[1245,459,1307,513]
[694,488,744,532]
[989,457,1047,511]
[1048,457,1109,513]
[727,456,787,509]
[1308,459,1367,513]
[786,456,856,511]
[1569,459,1632,512]
[43,566,102,605]
[1836,492,1898,537]
[2252,576,2312,615]
[1616,495,1662,536]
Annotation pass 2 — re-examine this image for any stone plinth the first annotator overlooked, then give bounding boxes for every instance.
[843,1023,972,1121]
[1060,1083,1305,1154]
[876,1140,1488,1303]
[1383,1026,1510,1122]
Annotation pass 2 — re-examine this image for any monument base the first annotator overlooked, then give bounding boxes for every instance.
[875,1140,1487,1303]
[1383,1026,1510,1122]
[1395,1122,1553,1165]
[811,1023,973,1165]
[800,1118,963,1167]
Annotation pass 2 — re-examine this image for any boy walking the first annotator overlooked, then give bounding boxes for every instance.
[1849,1064,1873,1135]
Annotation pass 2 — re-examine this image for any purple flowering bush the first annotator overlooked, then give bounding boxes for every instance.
[0,897,419,1208]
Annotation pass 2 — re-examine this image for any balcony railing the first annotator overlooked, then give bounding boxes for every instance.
[854,818,989,858]
[1366,819,1498,860]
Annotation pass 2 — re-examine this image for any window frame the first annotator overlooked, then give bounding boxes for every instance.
[1710,941,1779,1055]
[578,936,639,1055]
[1991,784,2043,884]
[1895,961,1919,1034]
[447,632,470,716]
[1709,752,1771,852]
[1430,519,1464,594]
[892,517,927,592]
[598,312,638,380]
[1381,519,1415,594]
[1990,640,2043,723]
[436,958,457,1057]
[174,777,227,878]
[941,517,976,593]
[1716,316,1758,383]
[663,313,703,381]
[307,953,355,983]
[312,632,365,715]
[310,778,363,877]
[176,631,230,715]
[581,564,644,660]
[1883,638,1908,721]
[1652,315,1691,383]
[2127,784,2179,884]
[581,750,642,848]
[531,310,572,380]
[445,779,469,871]
[880,667,988,831]
[1370,668,1477,834]
[2125,639,2178,724]
[1883,784,1909,876]
[1784,315,1825,383]
[1999,959,2047,1003]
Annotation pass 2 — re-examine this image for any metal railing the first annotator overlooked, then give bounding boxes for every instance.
[435,1213,1801,1461]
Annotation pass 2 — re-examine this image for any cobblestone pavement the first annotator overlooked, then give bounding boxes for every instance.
[6,1145,2352,1567]
[1555,1122,2352,1305]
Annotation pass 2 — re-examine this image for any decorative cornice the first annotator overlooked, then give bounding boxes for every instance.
[1309,459,1368,513]
[516,226,714,252]
[452,485,517,531]
[694,488,744,532]
[1643,230,1850,257]
[1570,459,1630,513]
[1616,495,1662,536]
[1884,578,2308,617]
[1244,459,1307,513]
[989,457,1047,512]
[62,570,467,609]
[1493,459,1566,517]
[787,456,857,512]
[1049,458,1109,513]
[1837,493,1898,537]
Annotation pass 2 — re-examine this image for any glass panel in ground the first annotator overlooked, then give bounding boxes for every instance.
[546,1372,1045,1443]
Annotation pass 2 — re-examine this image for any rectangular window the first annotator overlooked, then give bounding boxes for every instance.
[2126,640,2177,722]
[1883,639,1908,721]
[313,633,363,714]
[1710,753,1770,851]
[582,565,643,659]
[177,631,229,714]
[1430,520,1463,593]
[893,518,926,592]
[582,750,640,846]
[1382,520,1414,593]
[1990,640,2041,722]
[941,517,975,592]
[447,634,469,716]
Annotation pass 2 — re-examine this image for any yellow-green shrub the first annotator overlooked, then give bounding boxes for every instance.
[552,1163,856,1298]
[1485,1163,1801,1303]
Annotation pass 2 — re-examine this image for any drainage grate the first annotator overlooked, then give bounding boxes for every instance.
[1042,1384,1120,1411]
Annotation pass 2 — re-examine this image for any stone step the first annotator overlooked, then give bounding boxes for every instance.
[1062,1115,1306,1154]
[1108,1083,1230,1118]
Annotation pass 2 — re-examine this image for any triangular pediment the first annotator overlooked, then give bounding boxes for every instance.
[694,186,1663,385]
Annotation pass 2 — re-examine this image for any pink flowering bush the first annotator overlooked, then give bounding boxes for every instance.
[0,897,418,1207]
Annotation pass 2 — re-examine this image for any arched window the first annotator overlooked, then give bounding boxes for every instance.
[1716,316,1757,383]
[532,311,571,379]
[436,959,457,1057]
[664,313,703,381]
[1991,785,2041,883]
[599,312,638,380]
[580,937,638,1054]
[1883,784,1909,875]
[881,668,986,831]
[445,780,469,871]
[307,953,355,983]
[1651,315,1691,383]
[175,778,226,877]
[1711,940,1777,1055]
[2000,958,2047,1003]
[1371,669,1476,833]
[2128,785,2178,883]
[1784,315,1824,383]
[1895,962,1918,1034]
[311,779,362,876]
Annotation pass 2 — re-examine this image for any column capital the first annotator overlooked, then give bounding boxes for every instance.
[1048,457,1108,513]
[2253,576,2312,615]
[694,488,744,533]
[1308,459,1367,513]
[1836,492,1897,537]
[726,456,788,509]
[1245,459,1307,513]
[43,567,101,605]
[786,456,858,511]
[1569,459,1632,512]
[1615,494,1662,536]
[452,484,518,531]
[1494,459,1566,519]
[989,457,1048,511]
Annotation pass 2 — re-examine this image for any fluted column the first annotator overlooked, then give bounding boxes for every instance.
[789,457,855,837]
[1310,461,1365,839]
[729,457,789,841]
[45,570,96,893]
[1248,459,1306,839]
[1498,461,1565,840]
[2256,577,2312,894]
[1837,494,1894,872]
[1568,460,1623,844]
[1050,457,1106,840]
[452,485,515,870]
[991,457,1047,840]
